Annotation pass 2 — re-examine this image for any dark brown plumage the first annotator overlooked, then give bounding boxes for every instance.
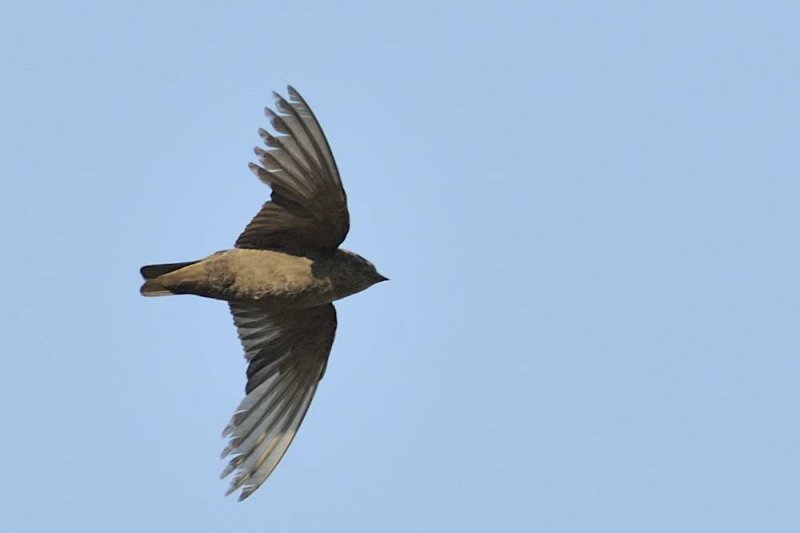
[139,87,386,500]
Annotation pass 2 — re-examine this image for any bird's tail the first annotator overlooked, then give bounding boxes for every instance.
[139,260,199,297]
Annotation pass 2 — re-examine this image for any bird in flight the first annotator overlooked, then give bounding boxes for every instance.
[140,86,387,500]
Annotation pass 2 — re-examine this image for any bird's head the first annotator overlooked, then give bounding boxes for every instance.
[336,249,388,292]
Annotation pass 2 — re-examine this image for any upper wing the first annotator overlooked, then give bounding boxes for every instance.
[221,302,337,500]
[235,86,349,254]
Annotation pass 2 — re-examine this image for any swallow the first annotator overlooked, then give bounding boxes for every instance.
[140,86,387,500]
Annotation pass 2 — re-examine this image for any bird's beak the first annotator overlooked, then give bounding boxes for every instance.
[376,274,389,283]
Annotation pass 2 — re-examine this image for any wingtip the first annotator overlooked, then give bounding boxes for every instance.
[249,162,273,185]
[272,91,292,114]
[220,460,238,480]
[263,106,288,133]
[220,441,235,459]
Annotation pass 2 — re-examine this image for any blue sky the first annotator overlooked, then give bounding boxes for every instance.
[2,1,799,531]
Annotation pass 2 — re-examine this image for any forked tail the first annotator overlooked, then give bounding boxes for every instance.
[139,260,199,296]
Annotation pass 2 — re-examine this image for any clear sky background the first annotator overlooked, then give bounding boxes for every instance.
[1,1,799,532]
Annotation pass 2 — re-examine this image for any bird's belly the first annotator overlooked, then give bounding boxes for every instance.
[160,249,335,307]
